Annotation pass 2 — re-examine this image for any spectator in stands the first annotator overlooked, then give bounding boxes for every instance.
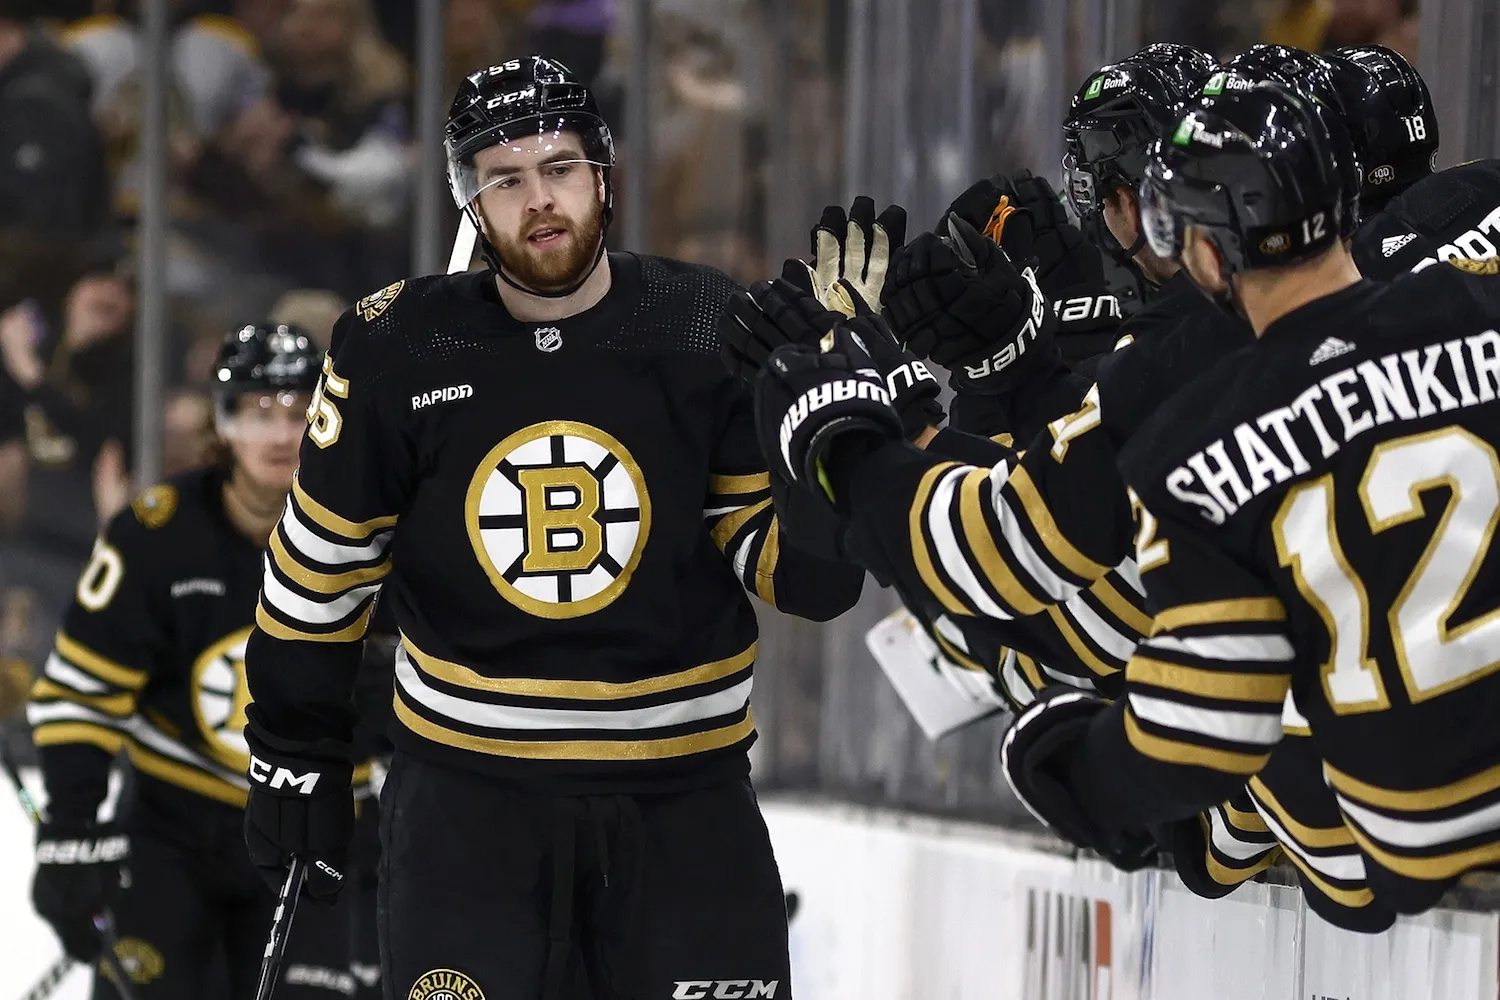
[0,262,134,670]
[1264,0,1419,60]
[0,0,109,244]
[531,0,611,84]
[62,1,271,217]
[271,0,411,229]
[445,0,531,97]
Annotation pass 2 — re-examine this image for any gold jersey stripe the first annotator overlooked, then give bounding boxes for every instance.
[958,468,1047,616]
[753,518,779,606]
[1124,707,1270,775]
[126,743,248,808]
[933,631,989,674]
[1046,605,1121,678]
[269,529,392,595]
[1222,799,1271,834]
[31,721,126,753]
[1198,815,1279,886]
[1324,759,1500,812]
[1343,820,1500,881]
[709,472,771,496]
[393,691,756,760]
[910,462,970,617]
[1248,776,1357,849]
[403,635,756,701]
[1016,652,1045,693]
[29,678,135,717]
[1152,598,1287,635]
[710,498,771,552]
[1284,721,1312,737]
[53,632,147,690]
[1275,842,1377,909]
[292,473,399,540]
[1127,657,1288,703]
[1088,577,1154,637]
[255,600,375,644]
[1004,463,1110,579]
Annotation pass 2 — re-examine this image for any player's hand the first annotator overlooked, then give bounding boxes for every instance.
[787,197,907,317]
[1000,171,1119,363]
[31,821,129,962]
[720,271,844,385]
[752,321,903,499]
[886,216,1056,394]
[729,279,942,440]
[940,175,1036,265]
[244,708,355,903]
[1000,687,1157,871]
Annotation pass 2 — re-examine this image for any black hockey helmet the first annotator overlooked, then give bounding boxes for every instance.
[445,55,615,290]
[1125,43,1220,95]
[212,323,321,420]
[1141,81,1344,310]
[1326,45,1437,212]
[1063,58,1197,263]
[1222,45,1362,234]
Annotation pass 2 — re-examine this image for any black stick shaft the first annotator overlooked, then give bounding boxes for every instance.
[253,858,307,1000]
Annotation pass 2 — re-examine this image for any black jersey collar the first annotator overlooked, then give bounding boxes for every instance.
[1258,279,1384,346]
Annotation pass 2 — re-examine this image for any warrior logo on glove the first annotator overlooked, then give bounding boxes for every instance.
[775,363,892,482]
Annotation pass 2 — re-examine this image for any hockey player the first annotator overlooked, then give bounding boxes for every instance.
[26,324,365,996]
[241,55,864,1000]
[773,79,1500,923]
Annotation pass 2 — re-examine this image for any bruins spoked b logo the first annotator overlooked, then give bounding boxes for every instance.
[408,969,485,1000]
[466,420,651,619]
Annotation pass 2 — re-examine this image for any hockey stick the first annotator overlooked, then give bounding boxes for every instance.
[16,955,72,1000]
[252,856,307,1000]
[448,214,479,275]
[0,736,137,1000]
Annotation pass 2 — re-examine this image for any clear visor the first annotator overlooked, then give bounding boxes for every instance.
[459,157,608,211]
[446,118,611,210]
[217,390,312,442]
[1139,168,1184,260]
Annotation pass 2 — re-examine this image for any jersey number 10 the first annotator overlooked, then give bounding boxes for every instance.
[1273,426,1500,713]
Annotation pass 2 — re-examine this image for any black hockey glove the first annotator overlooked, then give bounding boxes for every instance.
[791,196,907,316]
[31,821,128,962]
[752,321,903,501]
[244,707,355,903]
[886,216,1057,395]
[727,278,942,440]
[996,171,1120,365]
[940,175,1037,265]
[999,687,1157,871]
[721,272,844,384]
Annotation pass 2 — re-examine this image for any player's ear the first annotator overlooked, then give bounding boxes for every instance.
[1181,227,1227,294]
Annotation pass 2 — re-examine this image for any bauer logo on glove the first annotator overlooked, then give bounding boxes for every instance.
[959,263,1049,381]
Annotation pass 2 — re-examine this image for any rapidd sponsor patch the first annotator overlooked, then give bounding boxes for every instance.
[1449,256,1500,275]
[408,968,485,1000]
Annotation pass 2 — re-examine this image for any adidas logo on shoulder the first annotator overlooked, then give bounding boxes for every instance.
[1310,337,1356,366]
[1382,233,1418,257]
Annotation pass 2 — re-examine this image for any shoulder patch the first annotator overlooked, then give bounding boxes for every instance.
[356,280,406,322]
[131,485,179,529]
[1449,256,1500,276]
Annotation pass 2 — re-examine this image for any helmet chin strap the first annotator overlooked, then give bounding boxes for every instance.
[466,203,610,301]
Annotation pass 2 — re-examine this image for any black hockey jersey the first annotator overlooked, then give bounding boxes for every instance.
[1065,262,1500,916]
[1353,158,1500,279]
[27,468,365,819]
[245,256,864,794]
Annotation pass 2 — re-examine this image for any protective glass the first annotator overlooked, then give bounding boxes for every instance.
[218,391,312,442]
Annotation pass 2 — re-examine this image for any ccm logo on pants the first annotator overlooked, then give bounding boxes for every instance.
[672,982,778,999]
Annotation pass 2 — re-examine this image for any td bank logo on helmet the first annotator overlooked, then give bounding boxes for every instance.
[672,981,779,999]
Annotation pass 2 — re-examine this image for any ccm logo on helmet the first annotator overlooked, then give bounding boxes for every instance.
[249,755,322,794]
[671,982,779,999]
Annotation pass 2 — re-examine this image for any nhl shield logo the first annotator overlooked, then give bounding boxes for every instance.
[534,326,562,353]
